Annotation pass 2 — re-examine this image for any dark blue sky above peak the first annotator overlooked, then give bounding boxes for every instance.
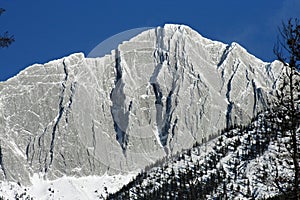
[0,0,299,81]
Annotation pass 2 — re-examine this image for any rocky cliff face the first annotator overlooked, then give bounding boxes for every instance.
[0,24,282,184]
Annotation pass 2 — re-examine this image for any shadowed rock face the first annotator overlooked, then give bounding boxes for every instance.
[0,24,282,185]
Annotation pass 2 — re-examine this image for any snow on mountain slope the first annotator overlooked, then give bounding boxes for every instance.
[0,24,283,186]
[0,173,135,199]
[107,111,297,199]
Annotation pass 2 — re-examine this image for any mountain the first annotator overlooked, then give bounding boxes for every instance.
[107,111,296,199]
[0,24,283,189]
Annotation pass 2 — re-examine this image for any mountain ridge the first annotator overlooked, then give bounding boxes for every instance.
[0,24,283,186]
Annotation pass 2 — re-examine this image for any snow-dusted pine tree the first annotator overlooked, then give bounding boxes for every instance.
[273,18,300,199]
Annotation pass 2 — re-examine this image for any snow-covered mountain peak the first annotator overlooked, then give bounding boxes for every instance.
[0,24,282,188]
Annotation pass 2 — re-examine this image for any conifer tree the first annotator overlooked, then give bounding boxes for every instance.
[273,18,300,199]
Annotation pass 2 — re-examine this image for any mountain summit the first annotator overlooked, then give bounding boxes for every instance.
[0,24,282,185]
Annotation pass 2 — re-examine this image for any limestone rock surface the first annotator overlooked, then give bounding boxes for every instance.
[0,24,282,184]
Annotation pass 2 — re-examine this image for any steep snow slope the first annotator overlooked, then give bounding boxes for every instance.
[0,24,282,185]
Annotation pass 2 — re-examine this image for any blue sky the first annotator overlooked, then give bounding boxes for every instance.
[0,0,299,81]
